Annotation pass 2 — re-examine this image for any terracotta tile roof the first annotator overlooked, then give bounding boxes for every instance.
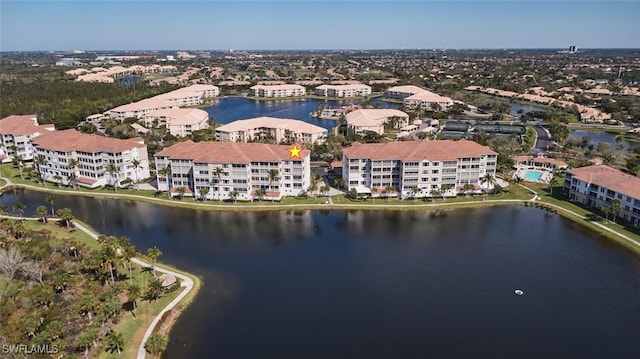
[567,165,640,199]
[216,117,326,135]
[31,129,145,153]
[346,109,409,127]
[155,140,308,164]
[343,140,497,161]
[145,108,208,126]
[0,115,54,136]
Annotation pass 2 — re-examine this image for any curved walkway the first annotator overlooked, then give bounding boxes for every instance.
[0,209,194,359]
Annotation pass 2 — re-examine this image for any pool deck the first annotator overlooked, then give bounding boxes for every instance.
[514,166,552,184]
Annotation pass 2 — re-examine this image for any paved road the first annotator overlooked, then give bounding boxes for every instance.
[532,124,552,153]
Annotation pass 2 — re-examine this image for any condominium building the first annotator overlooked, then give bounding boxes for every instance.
[385,85,429,99]
[342,140,498,199]
[215,117,327,144]
[0,115,55,163]
[345,109,410,135]
[315,83,372,97]
[107,84,219,121]
[564,165,640,227]
[31,129,150,188]
[154,140,311,201]
[250,84,306,98]
[403,91,454,111]
[143,108,210,137]
[108,98,179,121]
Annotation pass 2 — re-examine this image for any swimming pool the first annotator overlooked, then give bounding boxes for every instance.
[524,170,543,181]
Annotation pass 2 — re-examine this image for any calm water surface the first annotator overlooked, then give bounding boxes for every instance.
[1,191,639,358]
[203,97,398,131]
[569,129,640,151]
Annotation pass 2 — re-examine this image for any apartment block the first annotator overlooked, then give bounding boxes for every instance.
[315,84,372,97]
[0,115,55,163]
[342,140,497,199]
[31,129,150,188]
[564,165,640,227]
[143,108,210,137]
[215,117,327,144]
[155,141,310,201]
[250,84,306,98]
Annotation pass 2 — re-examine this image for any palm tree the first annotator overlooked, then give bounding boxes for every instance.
[145,333,168,359]
[320,185,330,198]
[411,186,420,201]
[254,189,266,203]
[440,184,453,199]
[132,159,141,190]
[463,183,475,197]
[175,186,186,199]
[105,162,119,191]
[56,208,74,228]
[34,155,47,186]
[268,168,279,202]
[213,166,227,202]
[157,165,172,190]
[333,178,345,190]
[229,190,239,204]
[127,283,141,312]
[603,206,612,222]
[105,330,124,355]
[12,153,24,180]
[146,246,162,277]
[36,205,48,224]
[611,198,622,223]
[384,185,396,200]
[199,187,209,201]
[67,173,78,189]
[512,176,523,195]
[53,174,63,187]
[429,189,440,203]
[480,174,496,192]
[67,157,79,178]
[45,194,55,216]
[11,203,26,223]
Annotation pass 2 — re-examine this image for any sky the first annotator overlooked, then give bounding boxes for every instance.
[1,0,639,51]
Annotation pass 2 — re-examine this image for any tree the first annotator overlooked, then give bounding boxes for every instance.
[127,283,141,312]
[105,330,124,355]
[11,203,26,222]
[145,277,163,302]
[56,208,74,228]
[157,165,172,189]
[603,206,612,222]
[512,176,523,196]
[175,186,186,199]
[76,324,99,359]
[145,333,168,358]
[146,246,162,277]
[12,153,24,180]
[429,189,440,203]
[411,186,420,201]
[199,186,209,201]
[105,162,119,191]
[268,168,280,202]
[229,190,239,204]
[132,158,141,190]
[463,183,475,197]
[611,198,622,223]
[34,155,48,186]
[213,166,228,202]
[45,194,55,216]
[36,205,49,224]
[333,178,345,190]
[254,189,266,202]
[320,185,330,198]
[440,184,453,199]
[384,185,396,200]
[480,174,496,192]
[78,294,99,323]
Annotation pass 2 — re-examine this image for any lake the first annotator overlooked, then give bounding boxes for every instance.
[1,190,639,358]
[569,130,640,151]
[203,97,398,131]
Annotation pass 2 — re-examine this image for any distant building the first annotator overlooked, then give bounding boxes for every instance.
[143,108,210,137]
[385,85,428,99]
[108,98,179,121]
[215,117,327,144]
[315,83,372,97]
[564,165,640,227]
[345,109,409,135]
[342,140,498,199]
[0,115,55,163]
[250,84,306,98]
[403,91,454,111]
[31,129,150,188]
[154,140,311,201]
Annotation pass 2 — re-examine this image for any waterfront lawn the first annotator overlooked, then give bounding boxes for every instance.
[528,182,640,247]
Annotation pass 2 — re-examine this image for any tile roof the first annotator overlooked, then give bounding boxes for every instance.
[155,140,309,164]
[145,108,209,126]
[343,140,497,161]
[567,165,640,200]
[216,117,327,135]
[31,129,145,153]
[346,109,409,127]
[0,115,54,136]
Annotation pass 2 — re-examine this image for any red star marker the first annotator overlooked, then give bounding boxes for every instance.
[288,143,303,159]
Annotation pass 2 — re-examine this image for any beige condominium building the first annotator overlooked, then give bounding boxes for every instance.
[0,115,55,163]
[108,84,219,121]
[215,117,327,144]
[250,84,306,98]
[385,85,429,99]
[315,83,372,97]
[345,109,410,135]
[342,140,498,199]
[31,129,150,188]
[386,85,455,111]
[155,140,311,201]
[143,108,210,137]
[564,165,640,227]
